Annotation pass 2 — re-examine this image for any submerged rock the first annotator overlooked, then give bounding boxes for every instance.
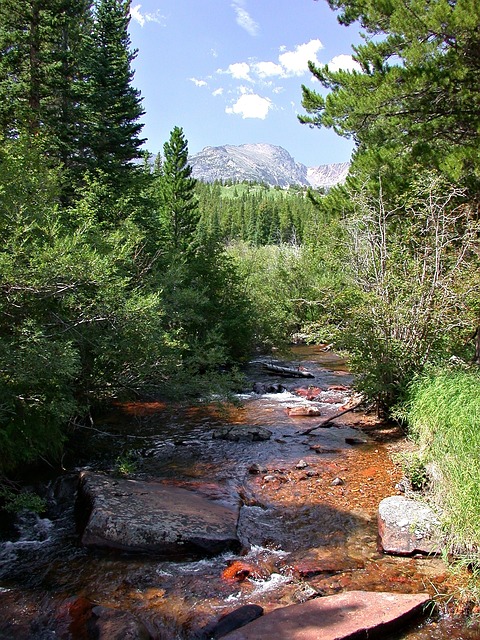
[378,495,443,556]
[220,591,431,639]
[87,605,151,640]
[77,472,241,557]
[212,425,272,442]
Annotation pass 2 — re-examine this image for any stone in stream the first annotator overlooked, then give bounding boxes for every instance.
[77,471,241,557]
[219,591,431,640]
[212,425,272,442]
[378,495,443,556]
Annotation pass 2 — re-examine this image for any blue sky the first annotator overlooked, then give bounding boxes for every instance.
[128,0,363,167]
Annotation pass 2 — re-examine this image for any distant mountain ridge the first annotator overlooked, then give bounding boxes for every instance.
[188,143,350,189]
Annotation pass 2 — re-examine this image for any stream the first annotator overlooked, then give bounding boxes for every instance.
[0,345,478,639]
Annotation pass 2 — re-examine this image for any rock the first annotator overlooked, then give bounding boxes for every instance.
[378,495,443,556]
[345,437,368,445]
[309,444,341,454]
[54,596,93,638]
[212,425,272,442]
[296,460,308,469]
[253,382,286,394]
[248,463,267,475]
[293,550,364,577]
[294,387,323,401]
[331,477,344,486]
[77,472,241,557]
[287,406,322,417]
[203,605,264,639]
[87,605,151,640]
[220,591,431,639]
[221,560,264,582]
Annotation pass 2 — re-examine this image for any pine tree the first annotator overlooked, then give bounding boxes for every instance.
[81,0,145,190]
[301,0,480,193]
[157,126,199,254]
[0,0,91,151]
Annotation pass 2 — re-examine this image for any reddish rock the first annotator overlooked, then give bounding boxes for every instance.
[294,387,323,401]
[54,596,93,639]
[287,406,322,417]
[78,472,240,557]
[378,496,443,556]
[220,591,431,639]
[221,560,262,582]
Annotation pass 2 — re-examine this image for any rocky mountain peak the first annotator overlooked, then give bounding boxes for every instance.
[188,143,349,189]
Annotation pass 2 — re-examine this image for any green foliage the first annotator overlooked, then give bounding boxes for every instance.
[396,451,429,492]
[195,181,323,247]
[154,126,199,255]
[0,137,171,472]
[301,0,480,192]
[401,367,480,551]
[113,451,138,476]
[325,173,480,411]
[0,486,46,514]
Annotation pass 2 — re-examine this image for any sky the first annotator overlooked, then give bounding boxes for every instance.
[128,0,363,167]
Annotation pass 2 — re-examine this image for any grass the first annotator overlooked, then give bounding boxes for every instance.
[403,367,480,553]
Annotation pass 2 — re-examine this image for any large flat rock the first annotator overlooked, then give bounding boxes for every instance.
[220,591,431,639]
[378,495,443,555]
[78,472,240,557]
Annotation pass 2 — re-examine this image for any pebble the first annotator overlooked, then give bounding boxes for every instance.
[331,477,345,486]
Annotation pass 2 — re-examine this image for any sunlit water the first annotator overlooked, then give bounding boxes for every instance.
[0,346,478,639]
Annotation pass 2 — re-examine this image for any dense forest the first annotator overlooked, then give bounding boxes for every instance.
[0,0,479,571]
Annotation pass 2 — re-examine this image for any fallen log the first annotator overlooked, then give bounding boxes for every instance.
[298,402,363,435]
[262,363,315,378]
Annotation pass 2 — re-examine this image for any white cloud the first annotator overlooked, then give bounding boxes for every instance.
[130,4,165,27]
[226,93,272,119]
[212,88,224,96]
[278,39,324,76]
[327,54,362,72]
[232,1,259,36]
[190,77,208,87]
[253,61,284,78]
[221,62,252,81]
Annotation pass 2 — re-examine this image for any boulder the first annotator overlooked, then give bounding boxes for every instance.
[77,472,241,557]
[378,495,443,556]
[212,425,272,442]
[286,406,322,417]
[220,591,431,639]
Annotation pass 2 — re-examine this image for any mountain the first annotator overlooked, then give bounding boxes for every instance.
[188,143,349,189]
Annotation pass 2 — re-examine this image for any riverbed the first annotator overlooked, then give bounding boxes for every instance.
[0,346,478,639]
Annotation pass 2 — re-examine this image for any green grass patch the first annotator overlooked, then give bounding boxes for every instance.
[403,367,480,552]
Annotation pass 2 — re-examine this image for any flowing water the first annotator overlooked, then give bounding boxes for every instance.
[0,346,478,639]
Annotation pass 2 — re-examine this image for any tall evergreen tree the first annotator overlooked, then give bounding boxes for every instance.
[81,0,145,190]
[157,126,199,254]
[0,0,90,151]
